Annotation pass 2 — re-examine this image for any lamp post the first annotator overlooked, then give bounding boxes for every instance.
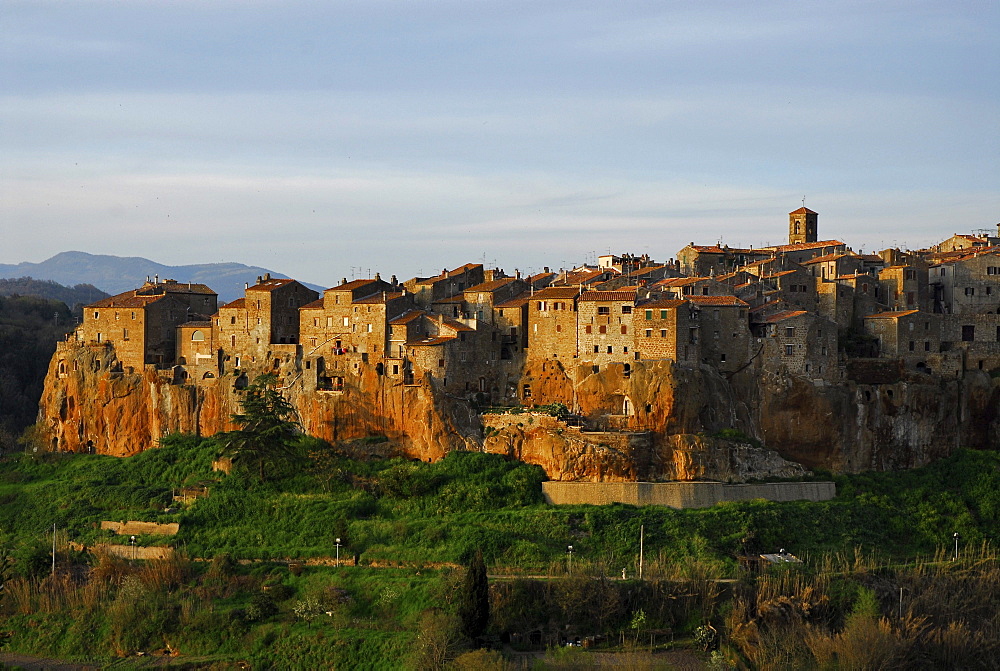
[953,532,959,561]
[335,537,341,567]
[567,545,573,574]
[130,535,136,562]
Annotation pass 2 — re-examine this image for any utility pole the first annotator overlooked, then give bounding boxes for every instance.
[639,524,644,581]
[51,523,56,577]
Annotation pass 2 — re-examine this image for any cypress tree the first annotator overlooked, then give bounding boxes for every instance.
[458,548,490,641]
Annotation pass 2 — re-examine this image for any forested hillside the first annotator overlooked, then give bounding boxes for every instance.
[0,294,74,448]
[0,277,108,312]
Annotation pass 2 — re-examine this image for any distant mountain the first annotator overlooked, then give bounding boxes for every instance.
[0,252,325,303]
[0,277,109,311]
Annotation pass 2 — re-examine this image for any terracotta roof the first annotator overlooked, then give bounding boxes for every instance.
[178,320,212,328]
[464,278,516,293]
[433,295,465,304]
[685,245,726,254]
[441,318,475,332]
[246,278,295,292]
[766,240,845,253]
[416,263,483,286]
[88,293,165,309]
[299,299,324,310]
[330,278,381,292]
[354,292,404,304]
[762,270,798,279]
[655,276,711,287]
[528,272,555,282]
[133,280,215,295]
[389,310,425,325]
[221,298,246,309]
[749,300,784,314]
[495,291,532,309]
[407,335,456,346]
[530,287,581,300]
[626,265,666,277]
[687,296,748,307]
[802,253,848,265]
[579,289,638,302]
[637,298,687,309]
[864,310,921,320]
[762,310,809,323]
[789,207,818,215]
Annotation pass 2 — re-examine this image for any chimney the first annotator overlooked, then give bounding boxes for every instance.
[375,272,381,281]
[154,274,159,284]
[544,266,550,273]
[342,278,348,285]
[245,283,249,290]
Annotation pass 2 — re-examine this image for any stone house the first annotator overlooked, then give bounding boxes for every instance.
[934,233,998,254]
[687,295,751,373]
[675,244,772,277]
[577,289,639,365]
[214,277,319,376]
[878,265,929,312]
[634,298,700,364]
[79,279,217,371]
[754,310,839,380]
[175,320,216,380]
[802,253,864,280]
[655,276,733,299]
[863,310,941,360]
[760,268,817,312]
[928,250,1000,315]
[940,313,1000,371]
[404,263,485,307]
[493,291,531,359]
[526,287,582,361]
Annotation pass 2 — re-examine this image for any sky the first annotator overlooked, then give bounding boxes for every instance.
[2,0,998,287]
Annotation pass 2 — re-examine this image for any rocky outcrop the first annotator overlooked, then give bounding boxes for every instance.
[38,340,1000,481]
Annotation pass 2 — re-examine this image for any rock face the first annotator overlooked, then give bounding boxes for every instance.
[38,340,1000,481]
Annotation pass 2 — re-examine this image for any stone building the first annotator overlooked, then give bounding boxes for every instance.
[214,276,319,376]
[79,278,217,370]
[175,321,216,380]
[863,310,940,358]
[405,263,485,307]
[787,206,818,245]
[634,298,700,363]
[755,310,839,380]
[929,250,1000,315]
[526,287,582,361]
[878,265,929,312]
[687,295,751,373]
[577,289,639,365]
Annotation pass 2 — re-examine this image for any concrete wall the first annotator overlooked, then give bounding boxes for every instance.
[541,480,835,509]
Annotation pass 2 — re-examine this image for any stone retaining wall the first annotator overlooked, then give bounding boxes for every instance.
[101,520,180,536]
[542,480,835,509]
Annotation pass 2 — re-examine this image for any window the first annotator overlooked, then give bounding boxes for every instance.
[191,330,204,341]
[988,267,1000,276]
[645,329,652,337]
[556,325,561,332]
[909,340,915,351]
[539,301,547,311]
[785,327,795,337]
[621,325,627,334]
[593,345,599,353]
[438,359,445,367]
[122,329,129,340]
[621,306,632,314]
[231,335,236,347]
[784,344,795,356]
[702,287,709,295]
[367,324,373,333]
[585,325,592,334]
[131,311,135,319]
[598,306,610,315]
[962,325,975,342]
[343,317,349,326]
[660,310,667,319]
[606,346,613,353]
[599,325,607,334]
[965,287,975,296]
[645,310,653,320]
[720,354,726,363]
[925,341,931,351]
[660,329,667,338]
[905,269,916,280]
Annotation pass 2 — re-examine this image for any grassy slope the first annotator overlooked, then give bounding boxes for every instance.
[2,439,1000,666]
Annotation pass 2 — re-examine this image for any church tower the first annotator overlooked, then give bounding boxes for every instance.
[788,207,818,245]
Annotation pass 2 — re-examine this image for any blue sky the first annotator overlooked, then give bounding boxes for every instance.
[2,0,998,286]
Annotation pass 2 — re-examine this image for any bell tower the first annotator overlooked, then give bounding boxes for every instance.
[789,207,818,245]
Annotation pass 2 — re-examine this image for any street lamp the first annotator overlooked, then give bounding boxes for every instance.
[335,537,341,567]
[953,532,959,561]
[567,545,574,574]
[130,535,137,562]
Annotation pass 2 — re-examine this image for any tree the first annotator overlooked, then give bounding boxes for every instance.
[458,548,490,641]
[216,374,302,480]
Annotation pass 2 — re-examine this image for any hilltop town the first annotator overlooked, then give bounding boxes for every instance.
[41,207,1000,479]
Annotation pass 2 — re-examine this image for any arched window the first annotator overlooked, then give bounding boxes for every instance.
[191,329,205,341]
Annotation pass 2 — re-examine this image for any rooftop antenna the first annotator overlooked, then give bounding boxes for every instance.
[802,195,806,207]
